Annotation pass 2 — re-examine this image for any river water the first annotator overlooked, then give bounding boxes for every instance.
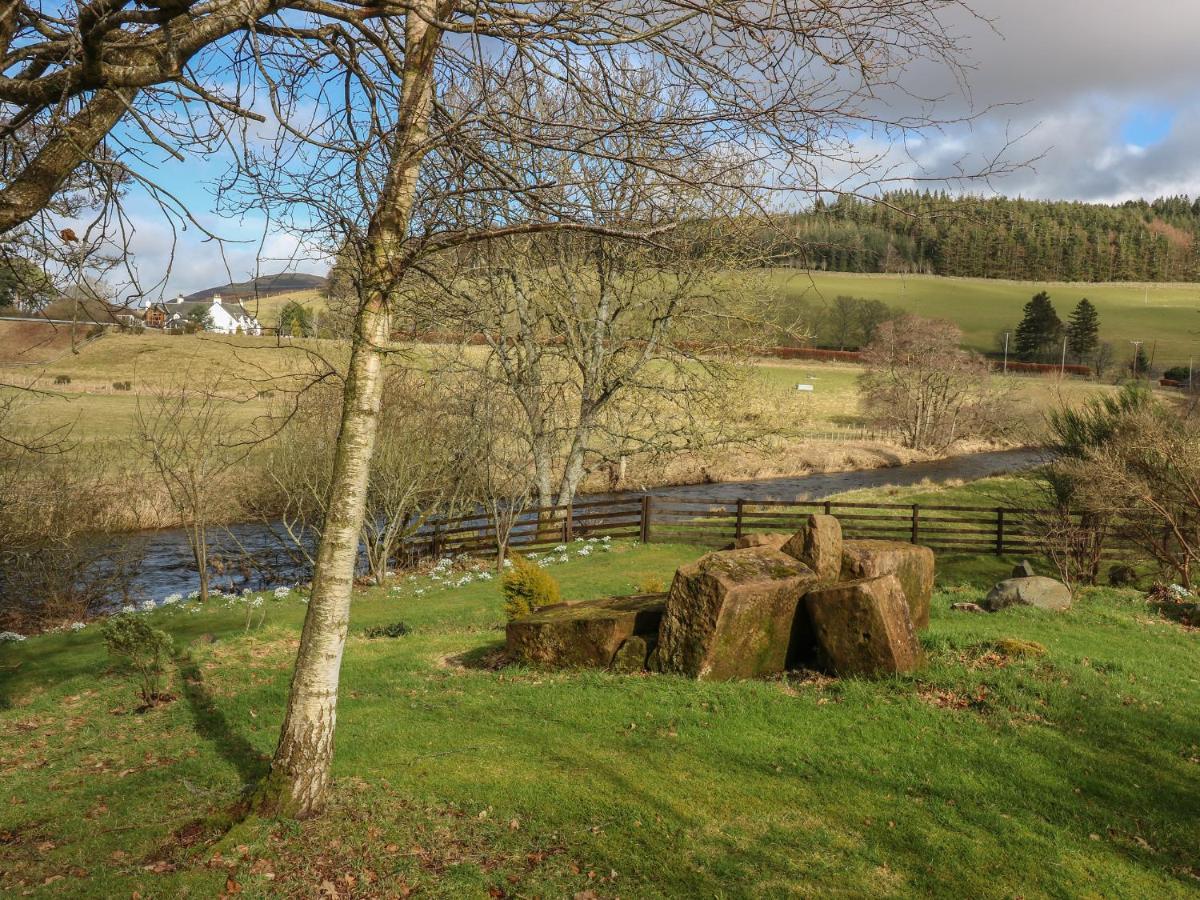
[109,447,1042,602]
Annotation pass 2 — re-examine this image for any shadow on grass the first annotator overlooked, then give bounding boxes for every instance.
[176,651,269,789]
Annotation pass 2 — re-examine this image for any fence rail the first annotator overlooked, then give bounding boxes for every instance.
[406,494,1129,560]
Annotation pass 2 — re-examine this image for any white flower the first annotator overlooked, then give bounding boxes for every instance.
[527,553,539,560]
[577,546,592,556]
[139,600,157,612]
[250,598,264,608]
[601,535,611,542]
[553,544,567,553]
[273,586,292,599]
[415,588,426,596]
[0,631,26,642]
[1168,584,1191,600]
[477,571,493,581]
[161,593,183,606]
[187,590,200,600]
[121,604,136,614]
[69,622,87,631]
[502,559,513,569]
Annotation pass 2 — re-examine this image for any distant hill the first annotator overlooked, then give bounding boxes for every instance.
[183,272,326,301]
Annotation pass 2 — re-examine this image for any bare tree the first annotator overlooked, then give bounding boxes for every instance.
[133,375,250,603]
[859,314,1013,452]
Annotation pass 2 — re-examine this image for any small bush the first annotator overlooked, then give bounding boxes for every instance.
[111,380,132,391]
[100,614,174,706]
[1107,563,1139,588]
[364,621,411,638]
[635,574,667,594]
[501,555,561,620]
[53,374,71,385]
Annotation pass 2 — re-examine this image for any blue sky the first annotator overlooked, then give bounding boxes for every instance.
[107,0,1200,295]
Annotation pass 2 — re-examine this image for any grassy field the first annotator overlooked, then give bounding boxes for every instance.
[2,539,1198,897]
[766,270,1200,368]
[3,329,1122,452]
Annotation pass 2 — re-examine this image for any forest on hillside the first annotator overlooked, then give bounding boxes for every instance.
[771,193,1200,282]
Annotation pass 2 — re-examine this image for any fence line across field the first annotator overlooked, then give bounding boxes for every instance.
[406,494,1127,559]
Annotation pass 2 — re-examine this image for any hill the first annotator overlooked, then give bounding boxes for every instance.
[771,193,1200,283]
[182,271,327,301]
[768,270,1200,369]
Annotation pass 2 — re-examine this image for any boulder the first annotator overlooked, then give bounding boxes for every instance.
[983,576,1072,612]
[1011,559,1036,579]
[506,593,665,668]
[656,547,817,680]
[840,539,935,630]
[611,635,652,674]
[805,575,924,676]
[727,532,789,551]
[781,514,843,582]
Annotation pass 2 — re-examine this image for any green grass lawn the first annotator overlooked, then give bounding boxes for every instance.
[766,270,1200,368]
[3,540,1198,897]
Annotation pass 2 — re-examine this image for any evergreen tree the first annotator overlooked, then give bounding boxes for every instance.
[1129,344,1151,379]
[1065,298,1100,363]
[278,300,315,337]
[1014,291,1062,362]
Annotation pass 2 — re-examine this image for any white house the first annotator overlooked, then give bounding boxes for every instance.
[159,293,262,335]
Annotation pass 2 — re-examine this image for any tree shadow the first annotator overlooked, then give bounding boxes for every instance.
[176,651,269,788]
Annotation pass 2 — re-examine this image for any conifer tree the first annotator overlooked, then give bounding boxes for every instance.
[1014,291,1062,362]
[1065,298,1100,363]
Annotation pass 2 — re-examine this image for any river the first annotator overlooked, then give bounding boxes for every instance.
[98,447,1039,603]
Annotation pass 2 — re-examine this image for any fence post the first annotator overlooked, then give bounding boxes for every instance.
[640,495,652,544]
[824,500,832,516]
[995,507,1005,556]
[564,503,573,542]
[911,503,920,544]
[735,499,745,539]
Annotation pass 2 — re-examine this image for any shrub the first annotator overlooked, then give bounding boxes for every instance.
[53,374,71,385]
[364,621,411,638]
[635,574,667,594]
[1107,563,1139,588]
[501,555,561,620]
[112,380,131,391]
[100,614,174,706]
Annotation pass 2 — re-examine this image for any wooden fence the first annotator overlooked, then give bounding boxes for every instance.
[410,494,1081,559]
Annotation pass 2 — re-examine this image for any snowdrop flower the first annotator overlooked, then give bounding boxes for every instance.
[161,593,183,606]
[139,600,157,612]
[121,604,136,614]
[0,631,26,642]
[577,546,592,557]
[273,586,292,599]
[69,622,87,631]
[250,598,264,609]
[553,544,567,554]
[502,559,513,569]
[601,535,611,542]
[477,571,493,581]
[415,588,426,596]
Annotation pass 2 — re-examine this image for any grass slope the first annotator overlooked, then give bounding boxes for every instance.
[2,541,1198,897]
[767,270,1200,368]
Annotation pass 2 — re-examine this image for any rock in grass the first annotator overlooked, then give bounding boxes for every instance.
[1011,559,1036,578]
[506,593,665,669]
[983,577,1072,612]
[840,540,935,630]
[951,602,986,613]
[656,547,817,680]
[781,514,843,583]
[805,575,924,676]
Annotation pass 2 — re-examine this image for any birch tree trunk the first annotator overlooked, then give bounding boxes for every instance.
[257,1,440,819]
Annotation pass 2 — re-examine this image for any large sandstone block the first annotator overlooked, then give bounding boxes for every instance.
[840,539,935,630]
[781,514,843,582]
[656,547,817,680]
[805,575,924,676]
[506,593,665,669]
[728,532,789,551]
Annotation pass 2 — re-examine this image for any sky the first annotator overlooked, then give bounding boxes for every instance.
[111,0,1200,296]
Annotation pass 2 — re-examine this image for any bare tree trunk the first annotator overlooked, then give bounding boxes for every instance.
[257,1,438,818]
[260,299,390,816]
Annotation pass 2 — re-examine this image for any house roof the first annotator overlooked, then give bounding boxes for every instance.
[159,298,258,320]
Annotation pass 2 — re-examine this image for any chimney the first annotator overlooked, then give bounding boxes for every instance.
[212,293,223,305]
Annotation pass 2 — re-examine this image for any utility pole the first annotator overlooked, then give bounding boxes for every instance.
[1003,331,1010,374]
[1130,340,1143,379]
